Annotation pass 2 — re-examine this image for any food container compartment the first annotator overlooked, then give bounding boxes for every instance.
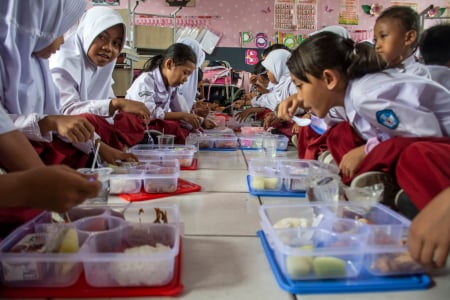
[72,215,126,234]
[265,218,365,280]
[248,159,282,191]
[214,135,238,149]
[239,135,264,149]
[336,203,410,247]
[197,135,214,149]
[110,165,144,194]
[365,249,424,276]
[81,222,179,287]
[240,126,265,136]
[128,144,195,167]
[279,160,312,192]
[0,223,87,287]
[142,166,179,193]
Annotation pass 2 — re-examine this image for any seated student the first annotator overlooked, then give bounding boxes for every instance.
[0,0,136,169]
[232,61,270,110]
[279,31,449,199]
[50,6,151,151]
[235,49,296,126]
[279,31,450,267]
[374,6,430,77]
[126,43,201,144]
[419,23,450,90]
[0,0,101,239]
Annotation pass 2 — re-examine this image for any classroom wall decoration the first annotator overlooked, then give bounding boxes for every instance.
[110,0,450,48]
[339,0,359,24]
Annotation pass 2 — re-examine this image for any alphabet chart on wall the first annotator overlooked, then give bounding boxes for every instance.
[273,0,317,30]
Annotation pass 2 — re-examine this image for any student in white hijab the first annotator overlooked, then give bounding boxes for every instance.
[0,0,137,167]
[50,6,150,150]
[174,37,206,112]
[0,0,101,239]
[236,49,296,122]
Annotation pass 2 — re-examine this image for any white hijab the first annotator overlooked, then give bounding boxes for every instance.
[309,25,351,39]
[49,6,125,103]
[262,49,291,83]
[0,0,86,115]
[176,38,206,112]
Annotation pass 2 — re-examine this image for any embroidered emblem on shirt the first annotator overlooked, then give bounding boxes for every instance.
[138,91,153,97]
[376,109,399,129]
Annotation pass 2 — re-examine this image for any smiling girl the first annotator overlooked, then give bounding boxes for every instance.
[50,6,150,154]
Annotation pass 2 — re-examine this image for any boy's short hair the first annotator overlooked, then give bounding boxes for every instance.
[419,24,450,66]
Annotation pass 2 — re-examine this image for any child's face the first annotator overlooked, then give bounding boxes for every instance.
[33,36,64,59]
[291,73,331,119]
[88,24,123,67]
[164,59,196,87]
[374,18,415,65]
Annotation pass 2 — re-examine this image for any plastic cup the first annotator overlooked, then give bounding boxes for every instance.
[262,135,278,158]
[157,134,175,148]
[77,167,112,204]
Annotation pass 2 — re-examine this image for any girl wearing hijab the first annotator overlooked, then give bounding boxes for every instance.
[50,6,151,151]
[235,49,297,139]
[0,0,101,238]
[0,1,136,168]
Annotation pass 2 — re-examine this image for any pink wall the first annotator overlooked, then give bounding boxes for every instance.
[109,0,450,47]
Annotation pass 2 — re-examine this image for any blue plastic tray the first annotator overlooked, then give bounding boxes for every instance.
[247,175,306,198]
[257,230,432,294]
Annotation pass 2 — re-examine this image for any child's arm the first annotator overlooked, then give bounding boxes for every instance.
[0,165,101,213]
[409,187,450,268]
[338,145,366,178]
[164,111,202,130]
[0,129,44,171]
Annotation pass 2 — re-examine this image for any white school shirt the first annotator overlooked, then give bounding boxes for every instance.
[49,6,126,117]
[0,0,86,142]
[427,65,450,91]
[345,70,450,143]
[250,75,297,111]
[399,55,431,79]
[0,105,15,135]
[126,68,177,120]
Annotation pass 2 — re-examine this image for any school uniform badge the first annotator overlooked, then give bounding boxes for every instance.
[376,109,399,129]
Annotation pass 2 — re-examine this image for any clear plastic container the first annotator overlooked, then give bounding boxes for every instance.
[197,133,238,150]
[248,159,283,191]
[0,204,180,288]
[128,144,195,167]
[0,222,88,287]
[109,160,180,194]
[240,126,265,136]
[239,134,289,151]
[259,202,423,280]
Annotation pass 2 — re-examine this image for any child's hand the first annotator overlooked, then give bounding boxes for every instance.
[339,145,366,178]
[409,187,450,268]
[98,141,138,165]
[41,115,95,143]
[182,113,202,130]
[235,107,265,122]
[113,98,152,123]
[19,165,101,213]
[263,112,281,129]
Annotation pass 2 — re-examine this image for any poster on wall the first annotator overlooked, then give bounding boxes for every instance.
[390,1,418,10]
[91,0,120,5]
[274,0,317,30]
[339,0,359,25]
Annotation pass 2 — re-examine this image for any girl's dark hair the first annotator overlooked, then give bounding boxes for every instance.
[142,43,197,72]
[287,31,387,82]
[197,68,203,82]
[376,6,420,50]
[419,23,450,66]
